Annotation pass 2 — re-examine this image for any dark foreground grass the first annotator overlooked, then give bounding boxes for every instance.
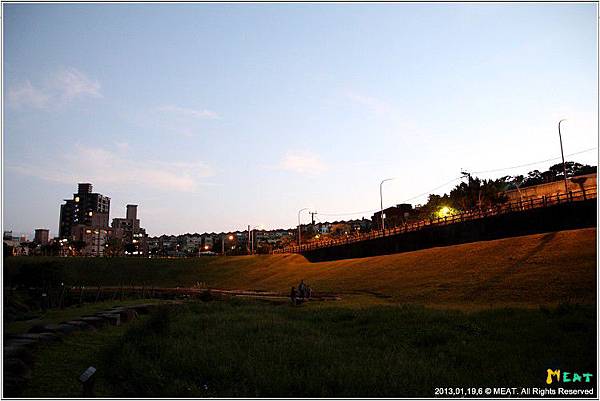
[23,299,595,398]
[107,301,595,397]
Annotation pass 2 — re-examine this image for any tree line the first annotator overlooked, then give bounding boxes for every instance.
[417,162,596,219]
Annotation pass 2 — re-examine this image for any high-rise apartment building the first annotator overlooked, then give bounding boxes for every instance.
[34,229,50,245]
[112,204,148,255]
[59,183,110,239]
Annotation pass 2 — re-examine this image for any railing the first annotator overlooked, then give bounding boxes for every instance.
[274,186,597,254]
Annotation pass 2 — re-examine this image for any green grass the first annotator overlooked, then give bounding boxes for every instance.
[22,299,596,398]
[21,321,147,398]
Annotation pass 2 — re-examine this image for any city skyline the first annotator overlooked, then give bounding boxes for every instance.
[3,3,598,237]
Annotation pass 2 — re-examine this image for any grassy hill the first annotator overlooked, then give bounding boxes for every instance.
[5,228,596,307]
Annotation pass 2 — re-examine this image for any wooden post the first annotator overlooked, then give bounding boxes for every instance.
[59,285,65,309]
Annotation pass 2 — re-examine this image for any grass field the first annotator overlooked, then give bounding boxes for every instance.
[5,228,596,307]
[22,300,596,398]
[7,228,598,397]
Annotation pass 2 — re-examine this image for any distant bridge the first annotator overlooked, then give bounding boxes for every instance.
[275,186,597,255]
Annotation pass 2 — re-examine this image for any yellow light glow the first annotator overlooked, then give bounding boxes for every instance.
[204,245,209,250]
[315,234,320,239]
[228,235,234,240]
[75,197,80,202]
[438,206,452,218]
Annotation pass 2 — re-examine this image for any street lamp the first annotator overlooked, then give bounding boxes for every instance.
[297,208,309,248]
[379,178,394,231]
[221,234,234,255]
[558,119,569,195]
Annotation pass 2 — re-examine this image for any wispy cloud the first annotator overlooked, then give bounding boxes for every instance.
[8,67,102,109]
[7,144,214,193]
[158,105,220,120]
[7,80,51,109]
[279,151,327,175]
[52,68,102,100]
[345,91,392,115]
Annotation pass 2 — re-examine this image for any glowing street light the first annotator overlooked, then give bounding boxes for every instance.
[222,234,235,255]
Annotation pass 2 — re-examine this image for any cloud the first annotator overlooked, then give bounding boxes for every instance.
[158,105,220,120]
[8,80,51,109]
[345,91,392,115]
[7,144,214,193]
[7,68,101,109]
[52,68,102,100]
[279,151,327,175]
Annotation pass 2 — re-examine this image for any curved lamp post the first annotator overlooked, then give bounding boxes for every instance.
[379,178,395,231]
[558,119,569,195]
[297,208,310,249]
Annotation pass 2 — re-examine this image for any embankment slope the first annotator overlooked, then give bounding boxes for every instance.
[5,228,596,307]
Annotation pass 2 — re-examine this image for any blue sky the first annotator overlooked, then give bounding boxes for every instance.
[3,3,598,237]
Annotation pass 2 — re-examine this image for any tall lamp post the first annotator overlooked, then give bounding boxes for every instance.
[379,178,394,231]
[558,119,569,195]
[297,208,309,249]
[221,234,234,255]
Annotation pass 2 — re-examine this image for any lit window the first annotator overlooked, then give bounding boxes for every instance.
[86,230,91,234]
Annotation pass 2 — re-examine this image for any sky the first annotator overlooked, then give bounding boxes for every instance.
[2,3,598,238]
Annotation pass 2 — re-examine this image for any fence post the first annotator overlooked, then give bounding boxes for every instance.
[583,187,587,200]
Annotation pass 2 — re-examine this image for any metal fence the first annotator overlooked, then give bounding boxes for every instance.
[275,186,597,254]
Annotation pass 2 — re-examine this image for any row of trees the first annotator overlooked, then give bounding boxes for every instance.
[417,162,596,219]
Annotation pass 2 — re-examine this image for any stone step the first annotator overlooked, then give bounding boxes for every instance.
[4,345,34,364]
[62,320,96,331]
[8,332,61,344]
[78,316,109,328]
[107,308,138,323]
[95,313,121,326]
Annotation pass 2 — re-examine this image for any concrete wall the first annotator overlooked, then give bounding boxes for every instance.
[503,173,596,202]
[302,199,596,262]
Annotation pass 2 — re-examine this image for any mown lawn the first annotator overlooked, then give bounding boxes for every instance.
[22,299,596,398]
